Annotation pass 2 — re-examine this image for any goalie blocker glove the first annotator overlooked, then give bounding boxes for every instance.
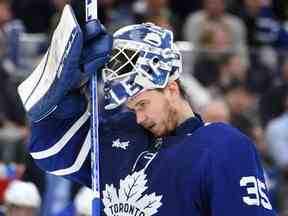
[17,5,112,122]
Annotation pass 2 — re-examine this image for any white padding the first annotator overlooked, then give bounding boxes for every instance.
[18,5,78,111]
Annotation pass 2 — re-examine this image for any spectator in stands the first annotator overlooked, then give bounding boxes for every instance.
[74,187,93,216]
[265,91,288,215]
[225,83,258,136]
[133,0,179,39]
[265,91,288,177]
[183,0,248,68]
[201,99,231,123]
[193,23,247,95]
[259,58,288,127]
[4,180,41,216]
[193,53,221,90]
[230,0,268,48]
[219,54,247,91]
[199,22,233,52]
[0,0,25,65]
[245,0,288,48]
[168,0,201,40]
[245,52,274,95]
[0,0,28,164]
[168,0,201,22]
[225,84,256,117]
[230,0,288,76]
[98,0,134,34]
[193,22,234,89]
[11,0,54,33]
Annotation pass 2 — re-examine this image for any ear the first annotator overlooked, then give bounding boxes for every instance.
[164,81,180,98]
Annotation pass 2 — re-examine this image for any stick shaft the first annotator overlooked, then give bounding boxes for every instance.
[85,0,98,21]
[84,0,100,215]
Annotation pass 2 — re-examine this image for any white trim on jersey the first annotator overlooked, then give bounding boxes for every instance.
[30,108,90,159]
[49,129,91,176]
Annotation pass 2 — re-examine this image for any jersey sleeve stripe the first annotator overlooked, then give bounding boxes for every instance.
[30,108,90,159]
[49,129,91,176]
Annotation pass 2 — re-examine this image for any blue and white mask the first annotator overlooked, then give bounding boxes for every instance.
[102,23,182,110]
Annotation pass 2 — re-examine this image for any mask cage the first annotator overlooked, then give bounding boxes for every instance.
[102,43,141,82]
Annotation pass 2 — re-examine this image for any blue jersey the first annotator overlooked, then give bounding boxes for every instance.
[29,110,276,215]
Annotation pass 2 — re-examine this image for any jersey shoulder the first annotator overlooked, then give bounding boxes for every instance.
[179,122,259,171]
[194,122,255,154]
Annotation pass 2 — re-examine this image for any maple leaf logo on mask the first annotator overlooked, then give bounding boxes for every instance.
[102,169,162,216]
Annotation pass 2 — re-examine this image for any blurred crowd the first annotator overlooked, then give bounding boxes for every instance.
[0,0,287,215]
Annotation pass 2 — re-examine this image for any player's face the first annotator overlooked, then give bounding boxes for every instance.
[127,88,178,137]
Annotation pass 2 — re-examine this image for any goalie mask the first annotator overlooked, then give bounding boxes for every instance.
[102,23,182,110]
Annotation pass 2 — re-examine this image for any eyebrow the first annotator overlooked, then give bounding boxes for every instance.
[136,99,150,108]
[126,100,136,112]
[127,99,146,111]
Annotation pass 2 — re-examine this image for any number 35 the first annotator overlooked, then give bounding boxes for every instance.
[240,176,272,210]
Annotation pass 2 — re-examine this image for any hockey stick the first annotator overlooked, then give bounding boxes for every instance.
[85,0,100,215]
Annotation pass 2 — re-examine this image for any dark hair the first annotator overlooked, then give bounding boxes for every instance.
[175,79,189,100]
[156,79,193,108]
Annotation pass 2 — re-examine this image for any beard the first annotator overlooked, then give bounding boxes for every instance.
[144,102,178,137]
[164,104,178,135]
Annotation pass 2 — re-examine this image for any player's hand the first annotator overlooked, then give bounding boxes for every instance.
[80,19,113,77]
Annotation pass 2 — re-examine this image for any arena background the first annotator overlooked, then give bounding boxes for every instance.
[0,0,287,215]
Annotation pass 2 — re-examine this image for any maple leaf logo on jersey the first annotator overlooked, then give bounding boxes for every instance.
[102,169,163,216]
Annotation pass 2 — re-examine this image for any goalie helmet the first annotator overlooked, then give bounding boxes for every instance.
[102,23,182,110]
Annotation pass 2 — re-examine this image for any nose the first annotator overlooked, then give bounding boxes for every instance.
[136,111,146,125]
